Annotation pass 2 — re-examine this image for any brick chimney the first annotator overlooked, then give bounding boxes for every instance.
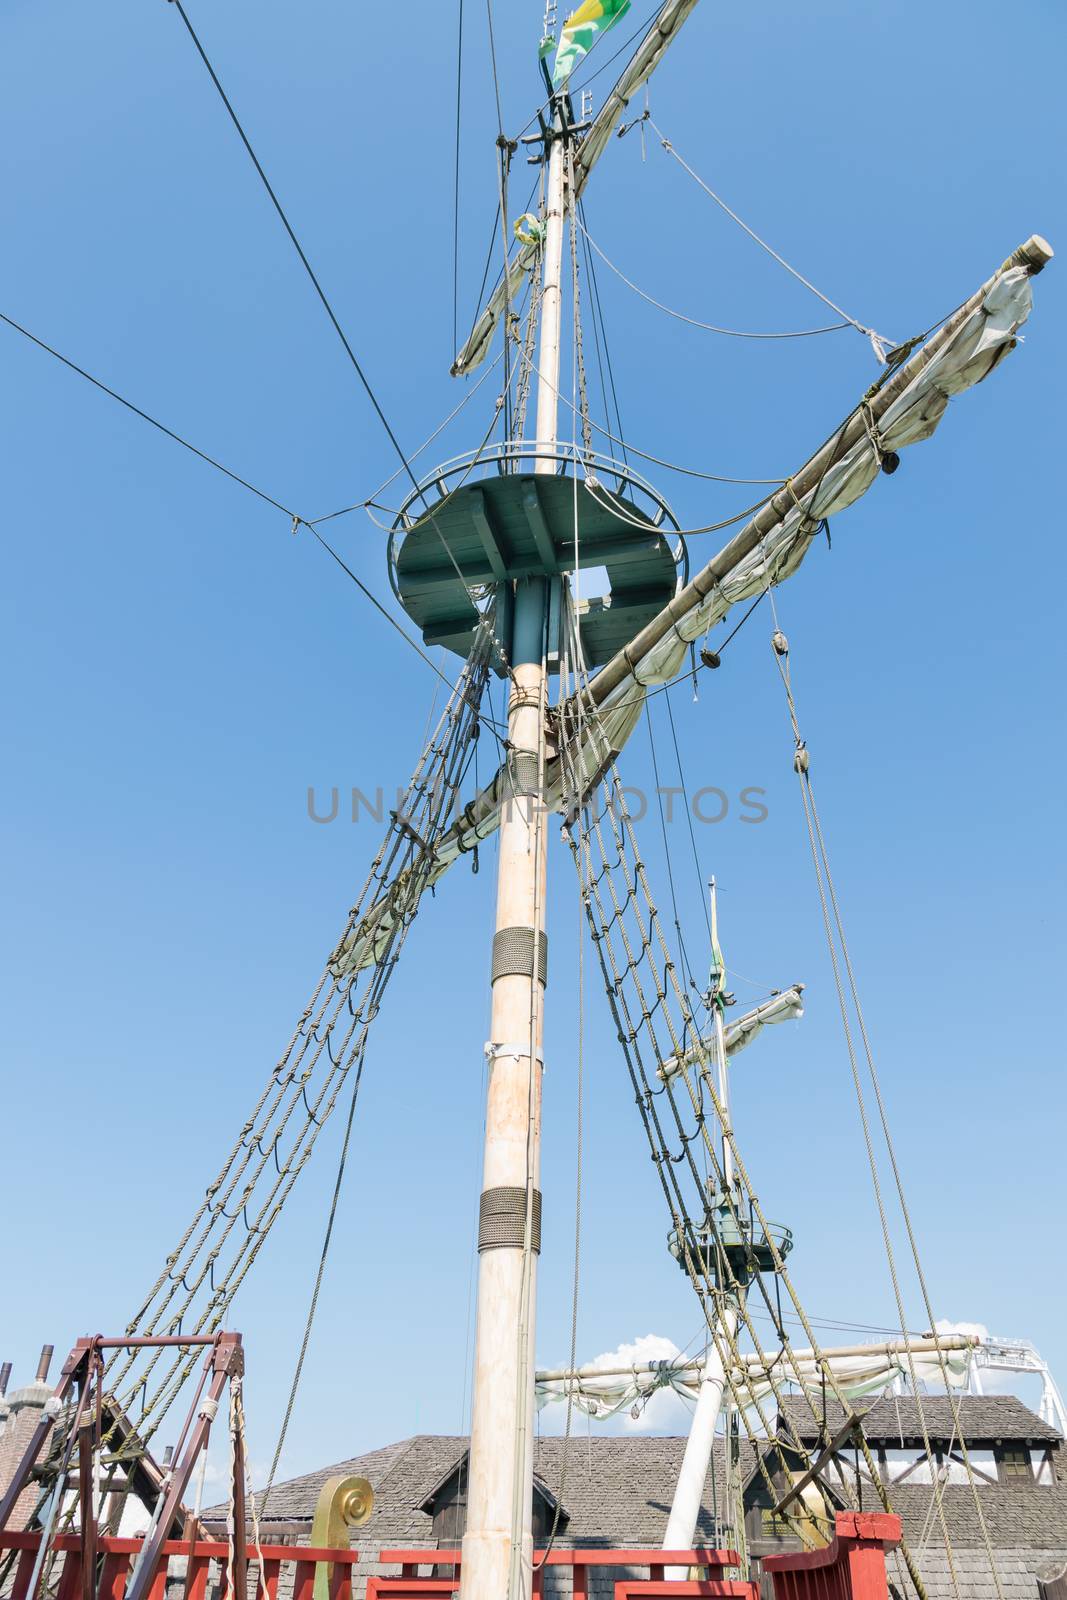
[0,1345,56,1530]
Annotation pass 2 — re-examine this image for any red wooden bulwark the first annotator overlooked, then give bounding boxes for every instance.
[0,1532,360,1600]
[371,1548,746,1600]
[762,1512,903,1600]
[1,1517,901,1600]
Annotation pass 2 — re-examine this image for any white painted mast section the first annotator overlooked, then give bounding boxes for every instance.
[708,878,734,1193]
[533,127,566,466]
[664,879,736,1565]
[460,116,566,1600]
[662,1304,739,1569]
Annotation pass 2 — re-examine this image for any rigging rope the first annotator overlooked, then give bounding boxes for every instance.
[536,236,590,1566]
[556,611,943,1595]
[92,625,496,1452]
[648,120,894,362]
[766,608,1005,1598]
[310,344,508,524]
[576,216,852,339]
[259,1039,364,1517]
[577,206,629,465]
[0,307,492,698]
[168,0,420,483]
[452,0,465,363]
[523,340,790,484]
[559,613,837,1544]
[167,0,515,676]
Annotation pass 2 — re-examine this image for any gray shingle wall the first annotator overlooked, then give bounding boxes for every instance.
[912,1549,1067,1600]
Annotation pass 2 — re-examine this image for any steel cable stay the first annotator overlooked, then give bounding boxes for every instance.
[646,119,895,362]
[554,615,954,1599]
[575,214,853,340]
[89,626,496,1452]
[765,608,1006,1598]
[118,692,490,1438]
[166,0,518,682]
[119,695,460,1338]
[523,339,791,484]
[0,308,512,705]
[578,202,629,465]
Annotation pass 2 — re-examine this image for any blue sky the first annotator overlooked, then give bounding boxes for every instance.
[2,0,1064,1486]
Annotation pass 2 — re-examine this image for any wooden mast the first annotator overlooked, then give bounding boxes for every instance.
[459,110,566,1600]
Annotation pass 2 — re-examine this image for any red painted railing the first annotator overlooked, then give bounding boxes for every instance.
[0,1532,360,1600]
[370,1547,756,1599]
[763,1512,902,1600]
[1,1512,901,1600]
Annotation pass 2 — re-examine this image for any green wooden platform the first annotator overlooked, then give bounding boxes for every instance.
[392,471,682,671]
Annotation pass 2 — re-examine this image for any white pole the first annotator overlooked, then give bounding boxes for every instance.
[662,1305,739,1574]
[460,115,566,1600]
[536,1333,977,1387]
[532,123,566,468]
[708,879,733,1193]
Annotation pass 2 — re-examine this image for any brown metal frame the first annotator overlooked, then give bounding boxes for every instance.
[0,1333,246,1600]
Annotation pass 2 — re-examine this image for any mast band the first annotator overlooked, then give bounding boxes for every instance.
[492,926,549,986]
[505,751,541,797]
[478,1186,542,1253]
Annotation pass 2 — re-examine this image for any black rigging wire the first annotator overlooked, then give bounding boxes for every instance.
[644,702,702,998]
[452,0,465,363]
[0,307,486,702]
[260,1047,366,1515]
[664,691,713,947]
[483,0,506,139]
[306,524,492,705]
[167,0,518,676]
[579,203,629,464]
[0,310,293,519]
[472,199,503,328]
[167,1,422,492]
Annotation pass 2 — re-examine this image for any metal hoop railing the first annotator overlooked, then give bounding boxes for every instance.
[387,441,686,607]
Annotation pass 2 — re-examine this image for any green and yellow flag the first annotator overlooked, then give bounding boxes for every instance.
[552,0,631,88]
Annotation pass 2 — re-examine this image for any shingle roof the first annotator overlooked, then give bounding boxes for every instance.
[203,1396,1067,1554]
[777,1394,1063,1447]
[205,1433,755,1546]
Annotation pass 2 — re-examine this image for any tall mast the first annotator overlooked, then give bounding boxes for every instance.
[662,877,739,1565]
[460,107,566,1600]
[708,878,734,1194]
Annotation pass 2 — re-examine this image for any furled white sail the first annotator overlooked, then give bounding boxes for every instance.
[535,1340,974,1420]
[452,0,703,376]
[331,247,1044,979]
[594,267,1035,697]
[657,987,804,1084]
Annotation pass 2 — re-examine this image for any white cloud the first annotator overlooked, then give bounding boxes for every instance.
[586,1333,694,1435]
[934,1318,989,1343]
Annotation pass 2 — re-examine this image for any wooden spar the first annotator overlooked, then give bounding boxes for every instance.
[584,234,1054,711]
[774,1411,871,1516]
[535,1333,978,1385]
[452,0,704,375]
